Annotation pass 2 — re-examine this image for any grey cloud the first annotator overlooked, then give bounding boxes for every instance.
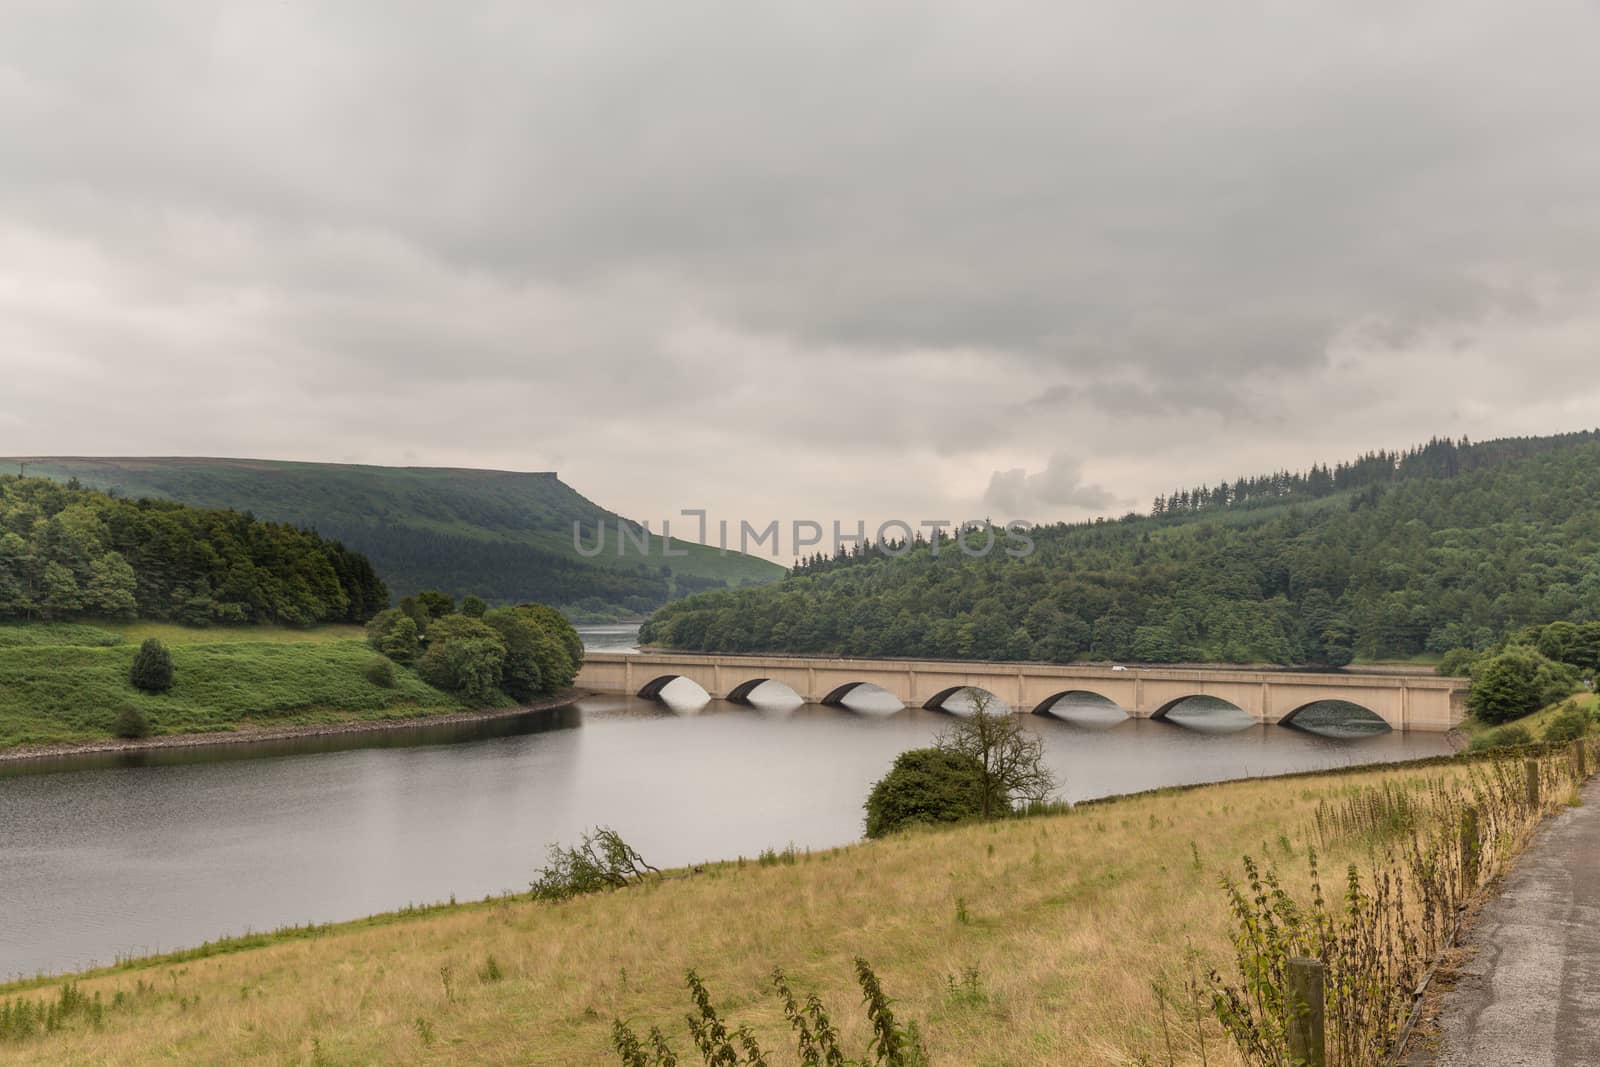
[982,454,1123,520]
[4,2,1600,529]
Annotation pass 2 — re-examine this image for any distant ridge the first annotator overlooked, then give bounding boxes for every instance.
[6,456,783,620]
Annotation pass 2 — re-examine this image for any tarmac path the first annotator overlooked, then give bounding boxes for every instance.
[1413,776,1600,1066]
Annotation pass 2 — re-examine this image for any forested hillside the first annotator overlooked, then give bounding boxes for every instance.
[0,475,386,626]
[6,458,782,618]
[642,432,1600,665]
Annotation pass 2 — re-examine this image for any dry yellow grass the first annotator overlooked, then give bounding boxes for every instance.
[0,762,1487,1066]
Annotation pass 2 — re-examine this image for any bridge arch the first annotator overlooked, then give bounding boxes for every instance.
[1278,699,1391,733]
[820,681,868,706]
[1149,696,1192,721]
[1151,694,1256,730]
[820,681,905,714]
[923,686,1007,713]
[727,678,804,707]
[725,678,770,704]
[1032,689,1126,716]
[636,675,711,705]
[636,674,682,700]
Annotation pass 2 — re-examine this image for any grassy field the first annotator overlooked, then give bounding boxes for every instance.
[91,620,369,645]
[0,624,465,750]
[0,757,1558,1066]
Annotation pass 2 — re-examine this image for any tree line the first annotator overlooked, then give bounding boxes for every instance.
[0,476,386,626]
[1150,430,1600,517]
[643,433,1600,666]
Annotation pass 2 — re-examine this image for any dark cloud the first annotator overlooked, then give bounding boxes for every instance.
[3,2,1600,533]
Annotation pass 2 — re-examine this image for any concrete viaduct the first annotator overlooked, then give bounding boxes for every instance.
[576,652,1469,732]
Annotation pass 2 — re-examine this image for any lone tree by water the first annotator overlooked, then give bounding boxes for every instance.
[129,638,174,693]
[937,688,1057,819]
[865,688,1058,836]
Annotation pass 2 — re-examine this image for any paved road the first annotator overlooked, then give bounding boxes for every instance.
[1416,776,1600,1066]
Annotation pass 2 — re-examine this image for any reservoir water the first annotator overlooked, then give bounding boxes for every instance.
[0,627,1453,979]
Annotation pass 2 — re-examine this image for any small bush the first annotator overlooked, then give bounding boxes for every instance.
[945,966,987,1008]
[757,844,798,867]
[1469,648,1579,724]
[531,828,660,902]
[1544,701,1593,744]
[864,747,985,838]
[112,705,151,739]
[363,657,397,688]
[366,609,421,663]
[1469,723,1534,752]
[129,638,174,693]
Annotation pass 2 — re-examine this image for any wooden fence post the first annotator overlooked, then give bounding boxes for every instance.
[1459,805,1480,893]
[1525,758,1540,810]
[1286,957,1326,1067]
[1575,739,1588,781]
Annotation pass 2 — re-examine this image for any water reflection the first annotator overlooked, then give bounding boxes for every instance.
[1160,695,1259,733]
[835,683,904,715]
[572,623,643,652]
[1039,691,1128,728]
[742,680,804,711]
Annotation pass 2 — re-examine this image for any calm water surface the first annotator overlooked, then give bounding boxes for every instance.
[0,626,1452,978]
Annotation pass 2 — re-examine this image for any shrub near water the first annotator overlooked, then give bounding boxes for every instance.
[865,748,985,838]
[128,638,173,693]
[363,657,397,689]
[530,828,660,902]
[111,705,151,739]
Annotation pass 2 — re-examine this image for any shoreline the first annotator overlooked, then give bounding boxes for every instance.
[0,689,595,765]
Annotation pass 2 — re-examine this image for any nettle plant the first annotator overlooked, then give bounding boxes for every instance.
[613,960,929,1067]
[1204,744,1595,1067]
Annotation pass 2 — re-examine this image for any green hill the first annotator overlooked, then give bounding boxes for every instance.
[641,430,1600,665]
[6,457,783,619]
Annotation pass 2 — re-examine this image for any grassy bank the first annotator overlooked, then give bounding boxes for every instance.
[0,623,468,751]
[0,752,1583,1066]
[1460,690,1597,743]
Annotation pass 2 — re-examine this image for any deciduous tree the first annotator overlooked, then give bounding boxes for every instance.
[935,689,1057,819]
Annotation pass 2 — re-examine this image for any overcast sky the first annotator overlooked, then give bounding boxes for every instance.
[4,2,1600,542]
